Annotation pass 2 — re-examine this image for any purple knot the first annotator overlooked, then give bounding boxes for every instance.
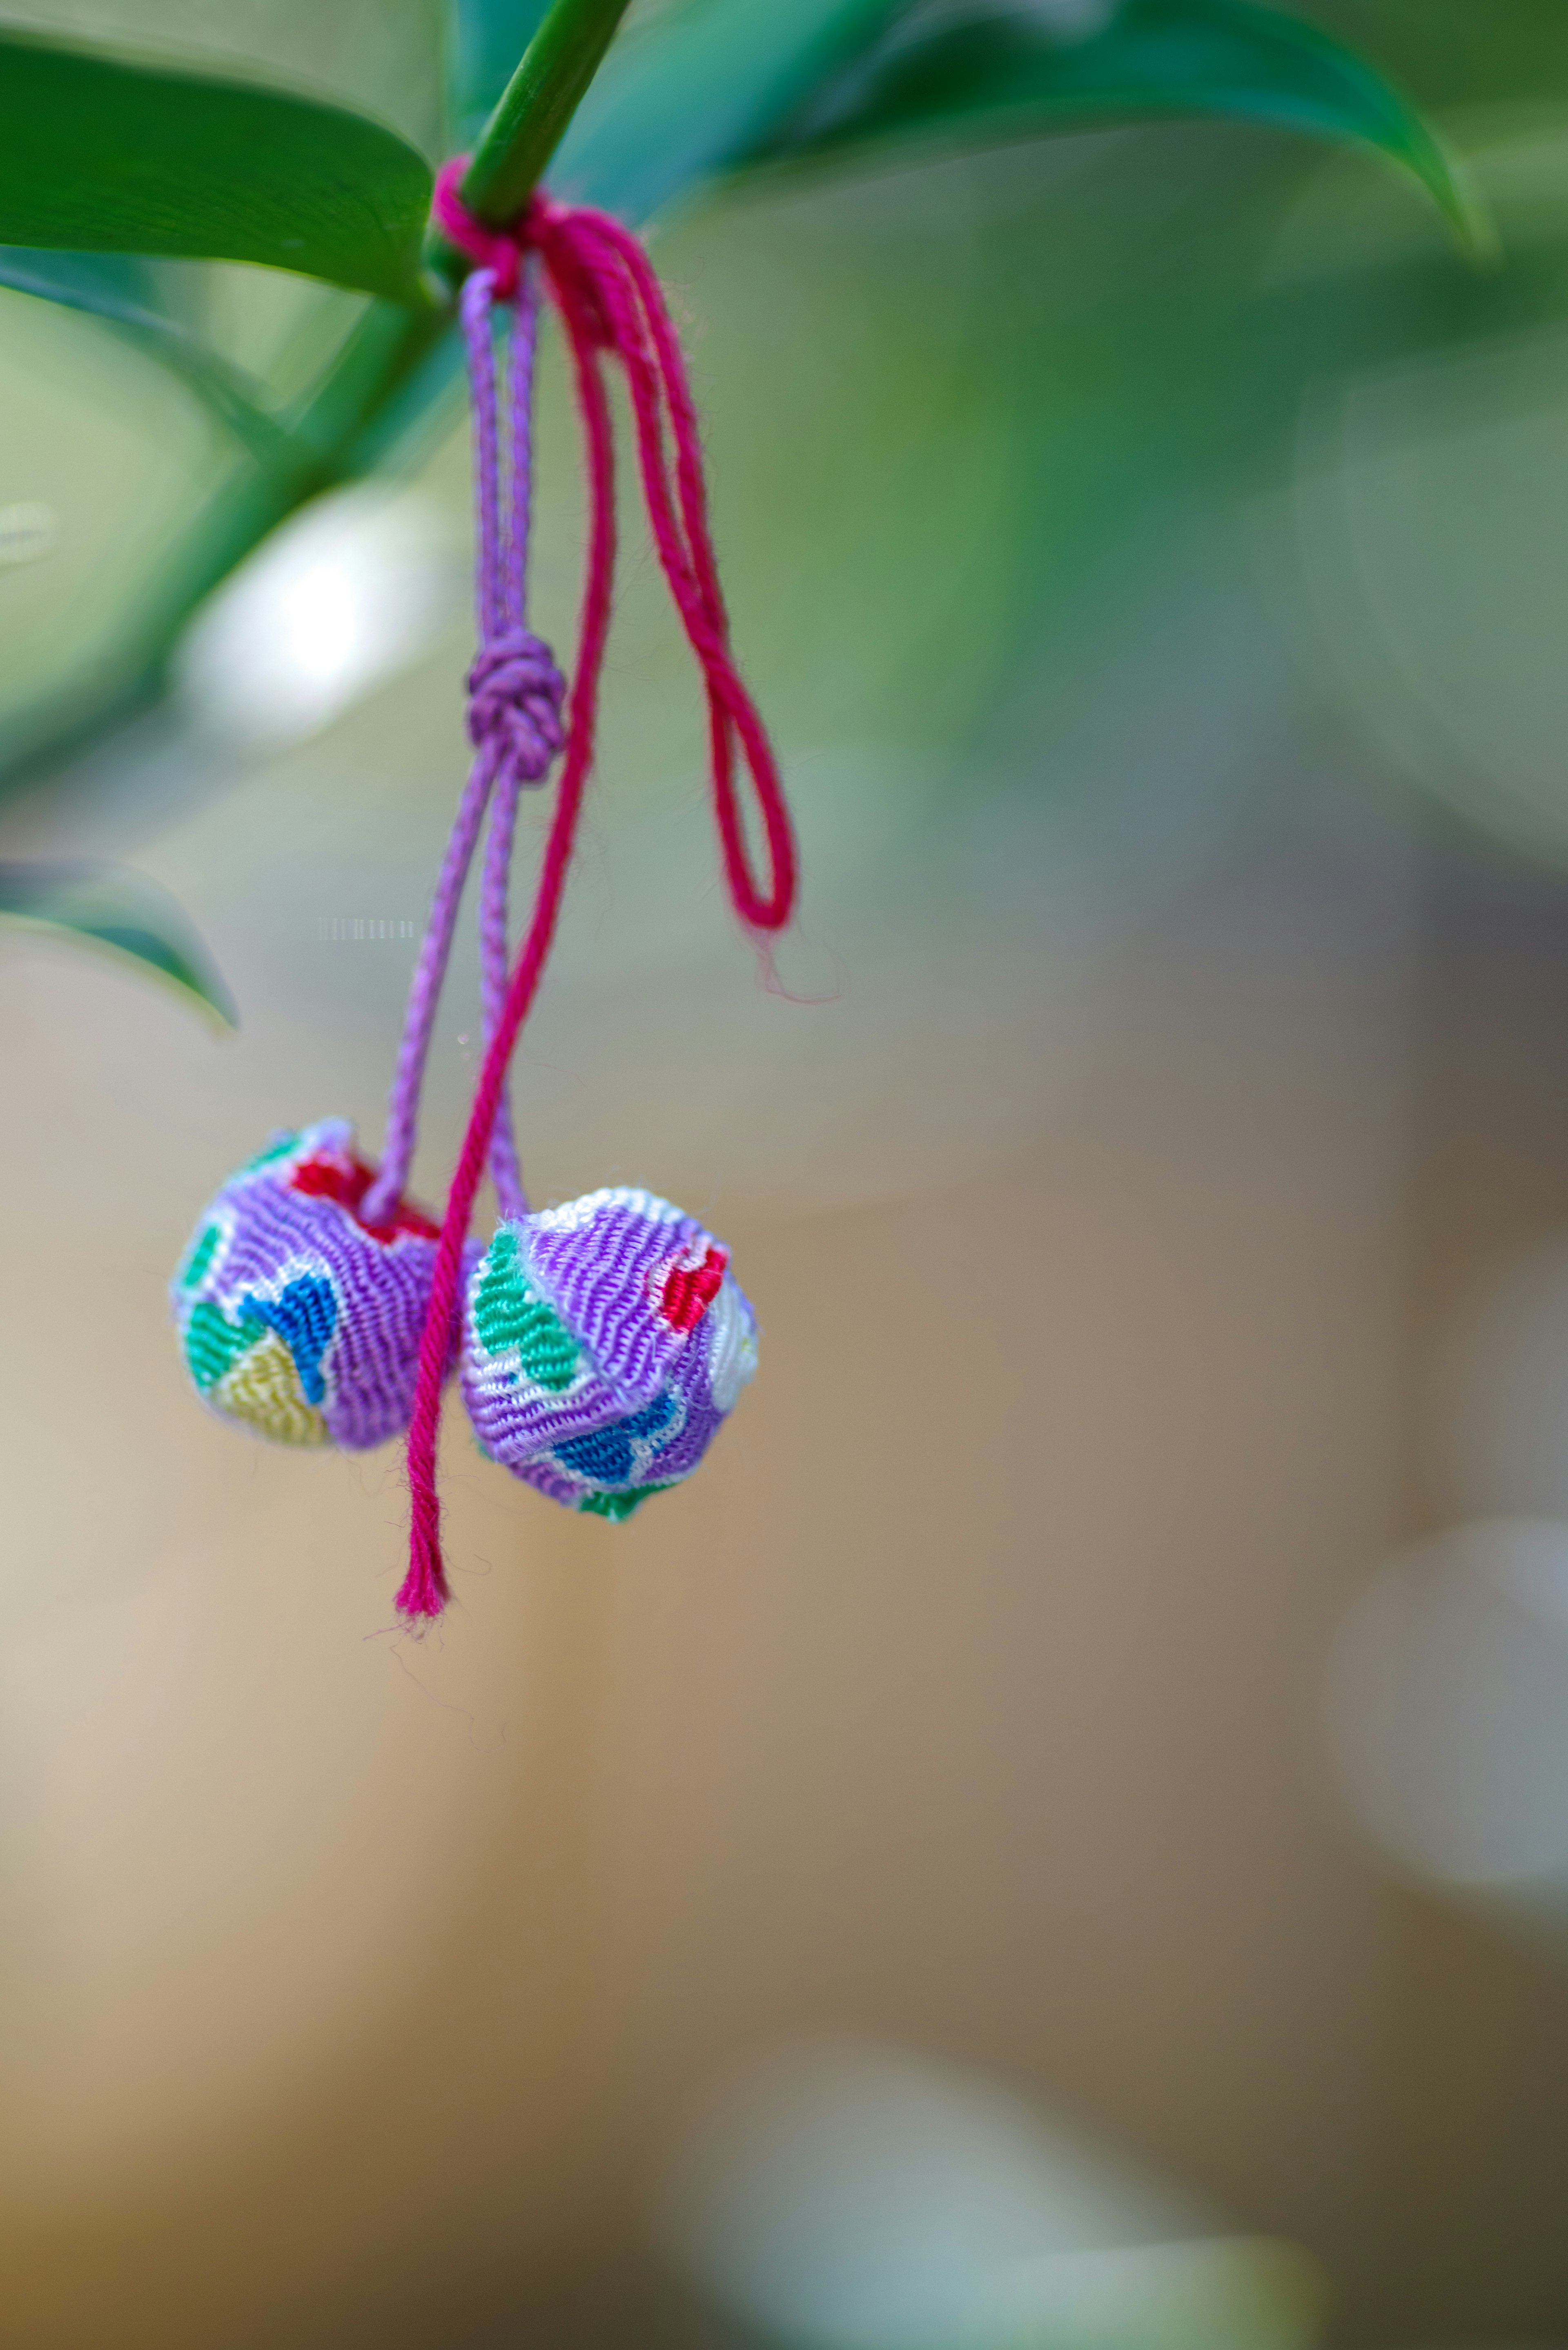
[466,630,566,781]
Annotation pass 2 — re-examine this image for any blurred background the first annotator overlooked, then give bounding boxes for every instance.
[7,2,1568,2345]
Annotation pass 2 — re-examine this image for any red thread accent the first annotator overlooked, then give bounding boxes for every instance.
[290,1153,440,1244]
[654,1244,728,1332]
[398,179,802,1622]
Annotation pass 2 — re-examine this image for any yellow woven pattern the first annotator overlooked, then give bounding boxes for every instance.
[216,1329,330,1448]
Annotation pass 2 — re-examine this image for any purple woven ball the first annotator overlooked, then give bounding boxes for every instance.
[461,1188,757,1517]
[171,1118,463,1451]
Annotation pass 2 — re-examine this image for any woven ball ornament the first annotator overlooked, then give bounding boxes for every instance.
[461,1190,756,1517]
[172,1120,465,1451]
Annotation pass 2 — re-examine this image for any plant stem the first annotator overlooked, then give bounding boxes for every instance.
[459,0,637,224]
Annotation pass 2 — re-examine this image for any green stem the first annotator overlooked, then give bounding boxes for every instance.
[459,0,637,224]
[287,298,449,466]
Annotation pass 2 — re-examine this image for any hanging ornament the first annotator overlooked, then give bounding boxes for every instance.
[170,1119,447,1451]
[172,163,798,1627]
[461,1188,758,1520]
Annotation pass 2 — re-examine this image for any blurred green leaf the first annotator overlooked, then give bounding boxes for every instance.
[0,248,292,464]
[0,31,434,302]
[0,247,167,328]
[759,0,1479,248]
[0,862,236,1026]
[448,0,555,145]
[552,0,907,222]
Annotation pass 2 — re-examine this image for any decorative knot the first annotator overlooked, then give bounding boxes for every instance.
[466,630,566,781]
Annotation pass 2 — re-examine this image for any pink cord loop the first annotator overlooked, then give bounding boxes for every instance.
[434,172,798,938]
[523,192,797,934]
[467,630,565,776]
[431,157,520,298]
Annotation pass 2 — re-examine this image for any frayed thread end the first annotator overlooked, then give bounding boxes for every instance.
[396,1531,448,1623]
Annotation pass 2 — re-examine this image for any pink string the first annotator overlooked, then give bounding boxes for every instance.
[399,171,800,1620]
[553,206,796,930]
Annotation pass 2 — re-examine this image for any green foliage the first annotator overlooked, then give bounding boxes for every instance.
[760,0,1477,248]
[0,247,287,459]
[0,247,168,336]
[0,3,1465,324]
[0,862,236,1025]
[553,0,906,223]
[0,30,433,301]
[0,0,1482,1018]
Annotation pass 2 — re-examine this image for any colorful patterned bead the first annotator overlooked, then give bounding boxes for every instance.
[171,1119,466,1451]
[461,1188,757,1515]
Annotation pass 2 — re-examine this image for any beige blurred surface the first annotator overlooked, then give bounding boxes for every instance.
[0,784,1429,2344]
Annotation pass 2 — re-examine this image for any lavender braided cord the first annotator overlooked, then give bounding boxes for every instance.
[479,763,526,1220]
[364,262,564,1227]
[475,263,561,1220]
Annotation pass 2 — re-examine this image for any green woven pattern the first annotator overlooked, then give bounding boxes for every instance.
[241,1131,298,1173]
[177,1220,221,1292]
[577,1483,674,1521]
[184,1298,265,1392]
[472,1226,580,1392]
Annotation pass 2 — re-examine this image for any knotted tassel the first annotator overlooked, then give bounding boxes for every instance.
[396,171,800,1621]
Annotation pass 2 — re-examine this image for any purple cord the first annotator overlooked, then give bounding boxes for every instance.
[363,263,565,1229]
[477,264,545,1222]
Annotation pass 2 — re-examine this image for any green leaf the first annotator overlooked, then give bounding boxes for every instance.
[0,247,168,327]
[551,0,908,223]
[0,30,434,302]
[754,0,1480,250]
[0,861,236,1026]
